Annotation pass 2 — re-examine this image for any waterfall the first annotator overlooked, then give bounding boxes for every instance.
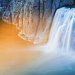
[2,0,75,52]
[33,7,75,53]
[1,0,75,74]
[47,7,75,52]
[25,7,75,74]
[28,7,75,54]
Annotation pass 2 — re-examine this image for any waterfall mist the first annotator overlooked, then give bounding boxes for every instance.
[2,0,75,74]
[24,7,75,75]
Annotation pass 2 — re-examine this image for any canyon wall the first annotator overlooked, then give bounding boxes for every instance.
[2,0,74,44]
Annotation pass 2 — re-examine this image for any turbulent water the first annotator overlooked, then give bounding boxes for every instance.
[45,7,75,52]
[29,7,75,53]
[24,7,75,75]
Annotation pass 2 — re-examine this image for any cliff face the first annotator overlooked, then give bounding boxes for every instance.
[2,0,74,44]
[0,0,11,18]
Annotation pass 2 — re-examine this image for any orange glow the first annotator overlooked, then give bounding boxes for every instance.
[0,20,41,73]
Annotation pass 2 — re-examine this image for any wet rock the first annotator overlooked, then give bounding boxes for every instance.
[2,0,74,44]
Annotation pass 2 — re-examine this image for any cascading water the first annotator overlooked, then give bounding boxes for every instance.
[48,7,75,52]
[25,7,75,74]
[44,7,75,52]
[28,7,75,53]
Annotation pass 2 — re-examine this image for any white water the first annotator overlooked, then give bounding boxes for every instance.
[2,1,75,73]
[32,7,75,53]
[25,7,75,74]
[50,7,75,51]
[2,1,75,51]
